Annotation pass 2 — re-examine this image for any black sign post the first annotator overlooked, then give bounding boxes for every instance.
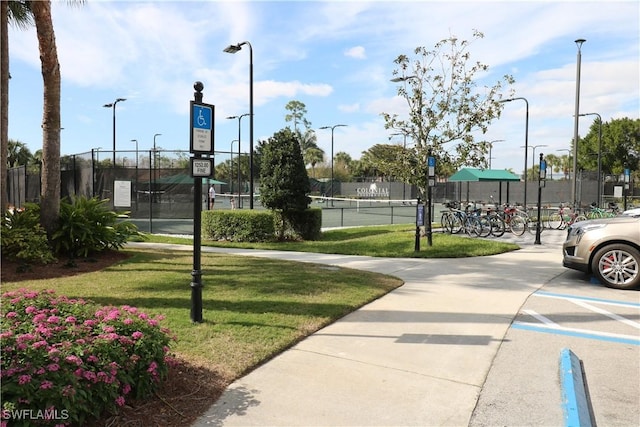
[535,153,546,245]
[189,82,215,323]
[415,198,423,252]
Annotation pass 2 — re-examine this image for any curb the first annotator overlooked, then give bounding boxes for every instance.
[559,348,594,427]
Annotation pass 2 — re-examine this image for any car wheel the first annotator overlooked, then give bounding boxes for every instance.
[591,243,640,290]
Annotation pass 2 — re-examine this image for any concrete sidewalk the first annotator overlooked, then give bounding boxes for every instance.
[131,231,568,426]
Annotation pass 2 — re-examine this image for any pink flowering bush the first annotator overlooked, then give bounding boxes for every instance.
[1,289,175,426]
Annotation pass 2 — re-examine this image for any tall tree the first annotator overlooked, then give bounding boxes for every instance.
[7,139,34,167]
[578,117,639,176]
[260,128,311,239]
[2,1,33,213]
[30,0,62,236]
[284,100,311,133]
[382,30,514,197]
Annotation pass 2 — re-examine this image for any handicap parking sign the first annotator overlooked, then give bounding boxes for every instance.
[190,101,214,153]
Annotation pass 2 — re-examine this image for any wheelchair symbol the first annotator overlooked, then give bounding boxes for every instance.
[197,109,207,127]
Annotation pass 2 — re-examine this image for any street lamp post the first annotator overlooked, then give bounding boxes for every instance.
[224,41,254,209]
[579,112,602,207]
[499,97,529,209]
[319,124,347,205]
[131,139,138,211]
[227,114,250,208]
[521,144,548,178]
[572,39,586,209]
[230,139,238,195]
[488,139,505,169]
[103,98,126,165]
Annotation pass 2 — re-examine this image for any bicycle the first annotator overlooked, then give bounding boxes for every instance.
[499,203,526,236]
[547,203,587,230]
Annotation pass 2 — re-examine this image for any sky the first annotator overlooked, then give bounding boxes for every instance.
[7,0,640,175]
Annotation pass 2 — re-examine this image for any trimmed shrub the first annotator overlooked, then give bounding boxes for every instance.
[0,289,175,426]
[274,208,322,241]
[202,210,275,242]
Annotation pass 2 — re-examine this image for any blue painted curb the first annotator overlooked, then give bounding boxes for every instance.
[559,348,593,427]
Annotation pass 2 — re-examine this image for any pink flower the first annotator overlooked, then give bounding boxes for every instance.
[122,383,131,395]
[132,331,143,340]
[87,355,99,363]
[65,355,82,366]
[31,340,48,349]
[62,385,76,397]
[147,361,158,373]
[18,375,31,385]
[5,311,18,319]
[65,316,76,323]
[40,380,53,390]
[32,313,47,323]
[47,315,60,324]
[47,363,60,372]
[123,318,134,325]
[102,325,116,333]
[115,396,125,407]
[25,306,37,314]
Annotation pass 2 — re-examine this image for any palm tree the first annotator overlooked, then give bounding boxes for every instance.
[7,139,33,167]
[1,1,33,213]
[305,147,324,178]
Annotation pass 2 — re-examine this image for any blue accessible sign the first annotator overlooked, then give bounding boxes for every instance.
[190,101,214,154]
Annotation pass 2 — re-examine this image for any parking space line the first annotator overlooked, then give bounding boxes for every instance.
[522,309,559,326]
[534,291,640,308]
[570,300,640,329]
[512,322,640,346]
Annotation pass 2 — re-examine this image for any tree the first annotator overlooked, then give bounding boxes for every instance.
[578,117,639,176]
[544,153,559,180]
[2,1,33,214]
[284,100,311,133]
[260,128,311,238]
[30,0,63,236]
[381,30,514,198]
[7,139,34,167]
[305,147,324,178]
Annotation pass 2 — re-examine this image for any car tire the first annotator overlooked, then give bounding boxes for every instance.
[591,243,640,290]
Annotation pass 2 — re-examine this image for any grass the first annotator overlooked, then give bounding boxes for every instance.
[145,224,520,258]
[2,248,402,379]
[3,225,519,382]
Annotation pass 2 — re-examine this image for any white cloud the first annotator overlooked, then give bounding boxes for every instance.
[344,46,366,59]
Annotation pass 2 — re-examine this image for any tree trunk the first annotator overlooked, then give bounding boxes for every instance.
[30,0,61,236]
[1,1,9,214]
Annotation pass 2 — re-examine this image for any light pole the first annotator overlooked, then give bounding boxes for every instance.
[131,139,138,211]
[521,144,548,179]
[488,139,505,169]
[319,124,347,204]
[130,139,138,169]
[227,114,250,208]
[499,97,529,208]
[224,41,254,209]
[230,139,238,195]
[579,112,602,207]
[572,39,586,209]
[103,98,126,165]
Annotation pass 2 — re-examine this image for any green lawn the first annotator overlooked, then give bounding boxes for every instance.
[3,224,518,380]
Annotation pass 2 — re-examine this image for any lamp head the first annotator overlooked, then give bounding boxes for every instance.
[575,38,586,49]
[103,103,113,108]
[223,44,242,54]
[226,115,238,120]
[116,97,126,103]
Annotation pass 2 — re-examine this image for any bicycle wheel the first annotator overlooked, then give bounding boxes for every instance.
[574,214,587,223]
[476,216,492,238]
[509,215,526,236]
[547,212,563,229]
[489,215,505,237]
[440,212,453,233]
[450,214,464,234]
[527,217,543,235]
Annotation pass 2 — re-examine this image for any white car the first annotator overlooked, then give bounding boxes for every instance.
[622,207,640,216]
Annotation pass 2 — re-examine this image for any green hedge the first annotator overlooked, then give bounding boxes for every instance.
[202,208,322,242]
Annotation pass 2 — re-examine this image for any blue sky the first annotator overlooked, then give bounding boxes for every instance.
[7,0,639,174]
